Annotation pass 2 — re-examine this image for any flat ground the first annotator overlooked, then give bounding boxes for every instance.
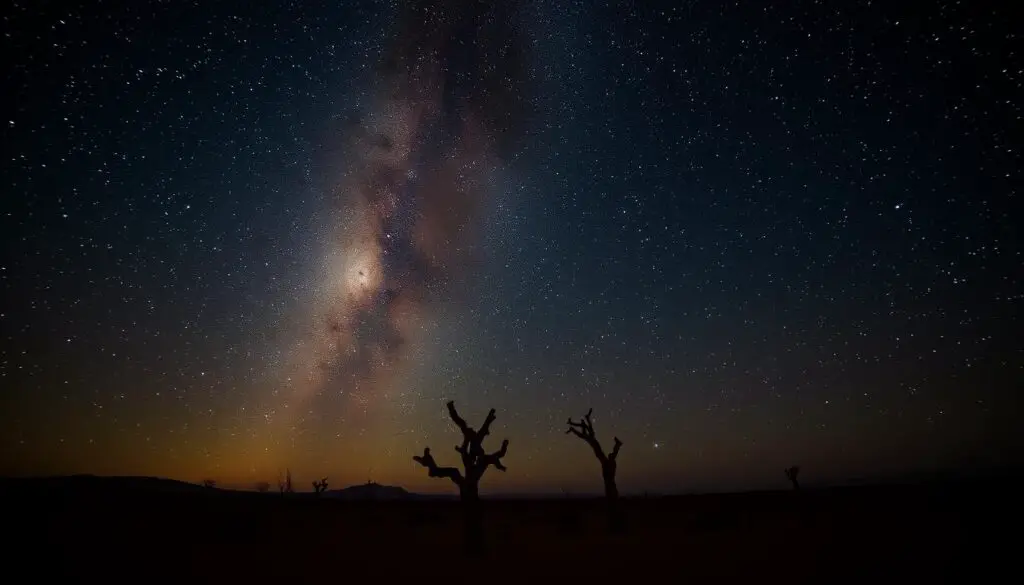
[5,478,1001,582]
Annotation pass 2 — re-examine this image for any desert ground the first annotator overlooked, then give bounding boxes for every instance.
[4,476,1000,582]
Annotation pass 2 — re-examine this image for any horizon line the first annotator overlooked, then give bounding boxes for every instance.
[4,466,1020,498]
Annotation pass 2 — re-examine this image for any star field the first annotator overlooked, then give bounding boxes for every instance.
[1,0,1020,495]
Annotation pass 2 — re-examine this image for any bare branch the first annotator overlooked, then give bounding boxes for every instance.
[478,408,497,440]
[414,447,464,485]
[566,418,588,433]
[567,408,599,439]
[446,401,469,435]
[456,433,475,468]
[483,439,510,472]
[494,438,509,458]
[610,437,623,461]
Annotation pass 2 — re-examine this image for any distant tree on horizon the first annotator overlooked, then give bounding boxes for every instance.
[312,477,329,495]
[785,465,801,491]
[413,400,509,555]
[566,407,624,532]
[201,479,216,489]
[255,481,270,493]
[278,469,294,495]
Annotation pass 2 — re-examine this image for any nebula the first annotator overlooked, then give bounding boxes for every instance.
[279,0,532,412]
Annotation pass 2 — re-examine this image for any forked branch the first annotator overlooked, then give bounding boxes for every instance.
[609,436,623,461]
[414,447,465,485]
[566,408,621,464]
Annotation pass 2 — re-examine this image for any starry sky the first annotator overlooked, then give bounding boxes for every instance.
[2,0,1021,495]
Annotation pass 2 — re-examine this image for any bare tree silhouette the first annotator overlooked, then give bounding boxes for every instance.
[278,469,293,495]
[785,465,801,491]
[413,400,509,554]
[312,477,329,495]
[255,481,270,493]
[566,408,625,532]
[201,479,216,489]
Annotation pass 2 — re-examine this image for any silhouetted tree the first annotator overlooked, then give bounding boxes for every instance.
[566,408,624,532]
[312,477,329,495]
[255,481,270,493]
[413,400,509,554]
[278,469,293,495]
[201,479,216,489]
[785,465,801,491]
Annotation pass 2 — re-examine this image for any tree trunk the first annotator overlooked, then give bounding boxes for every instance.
[603,468,624,533]
[460,480,479,502]
[603,474,618,501]
[460,480,485,555]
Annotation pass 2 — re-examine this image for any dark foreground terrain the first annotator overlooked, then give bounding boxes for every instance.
[3,475,1006,582]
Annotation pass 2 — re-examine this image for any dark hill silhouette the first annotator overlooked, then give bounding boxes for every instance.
[0,474,215,496]
[0,474,457,501]
[323,480,416,500]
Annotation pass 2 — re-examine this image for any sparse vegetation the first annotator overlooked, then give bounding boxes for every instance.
[566,408,625,531]
[278,469,294,495]
[201,479,216,489]
[785,466,801,491]
[312,477,329,495]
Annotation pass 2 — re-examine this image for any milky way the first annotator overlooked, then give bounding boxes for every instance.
[280,1,531,414]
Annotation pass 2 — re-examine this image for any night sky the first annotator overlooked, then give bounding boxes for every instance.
[2,0,1020,495]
